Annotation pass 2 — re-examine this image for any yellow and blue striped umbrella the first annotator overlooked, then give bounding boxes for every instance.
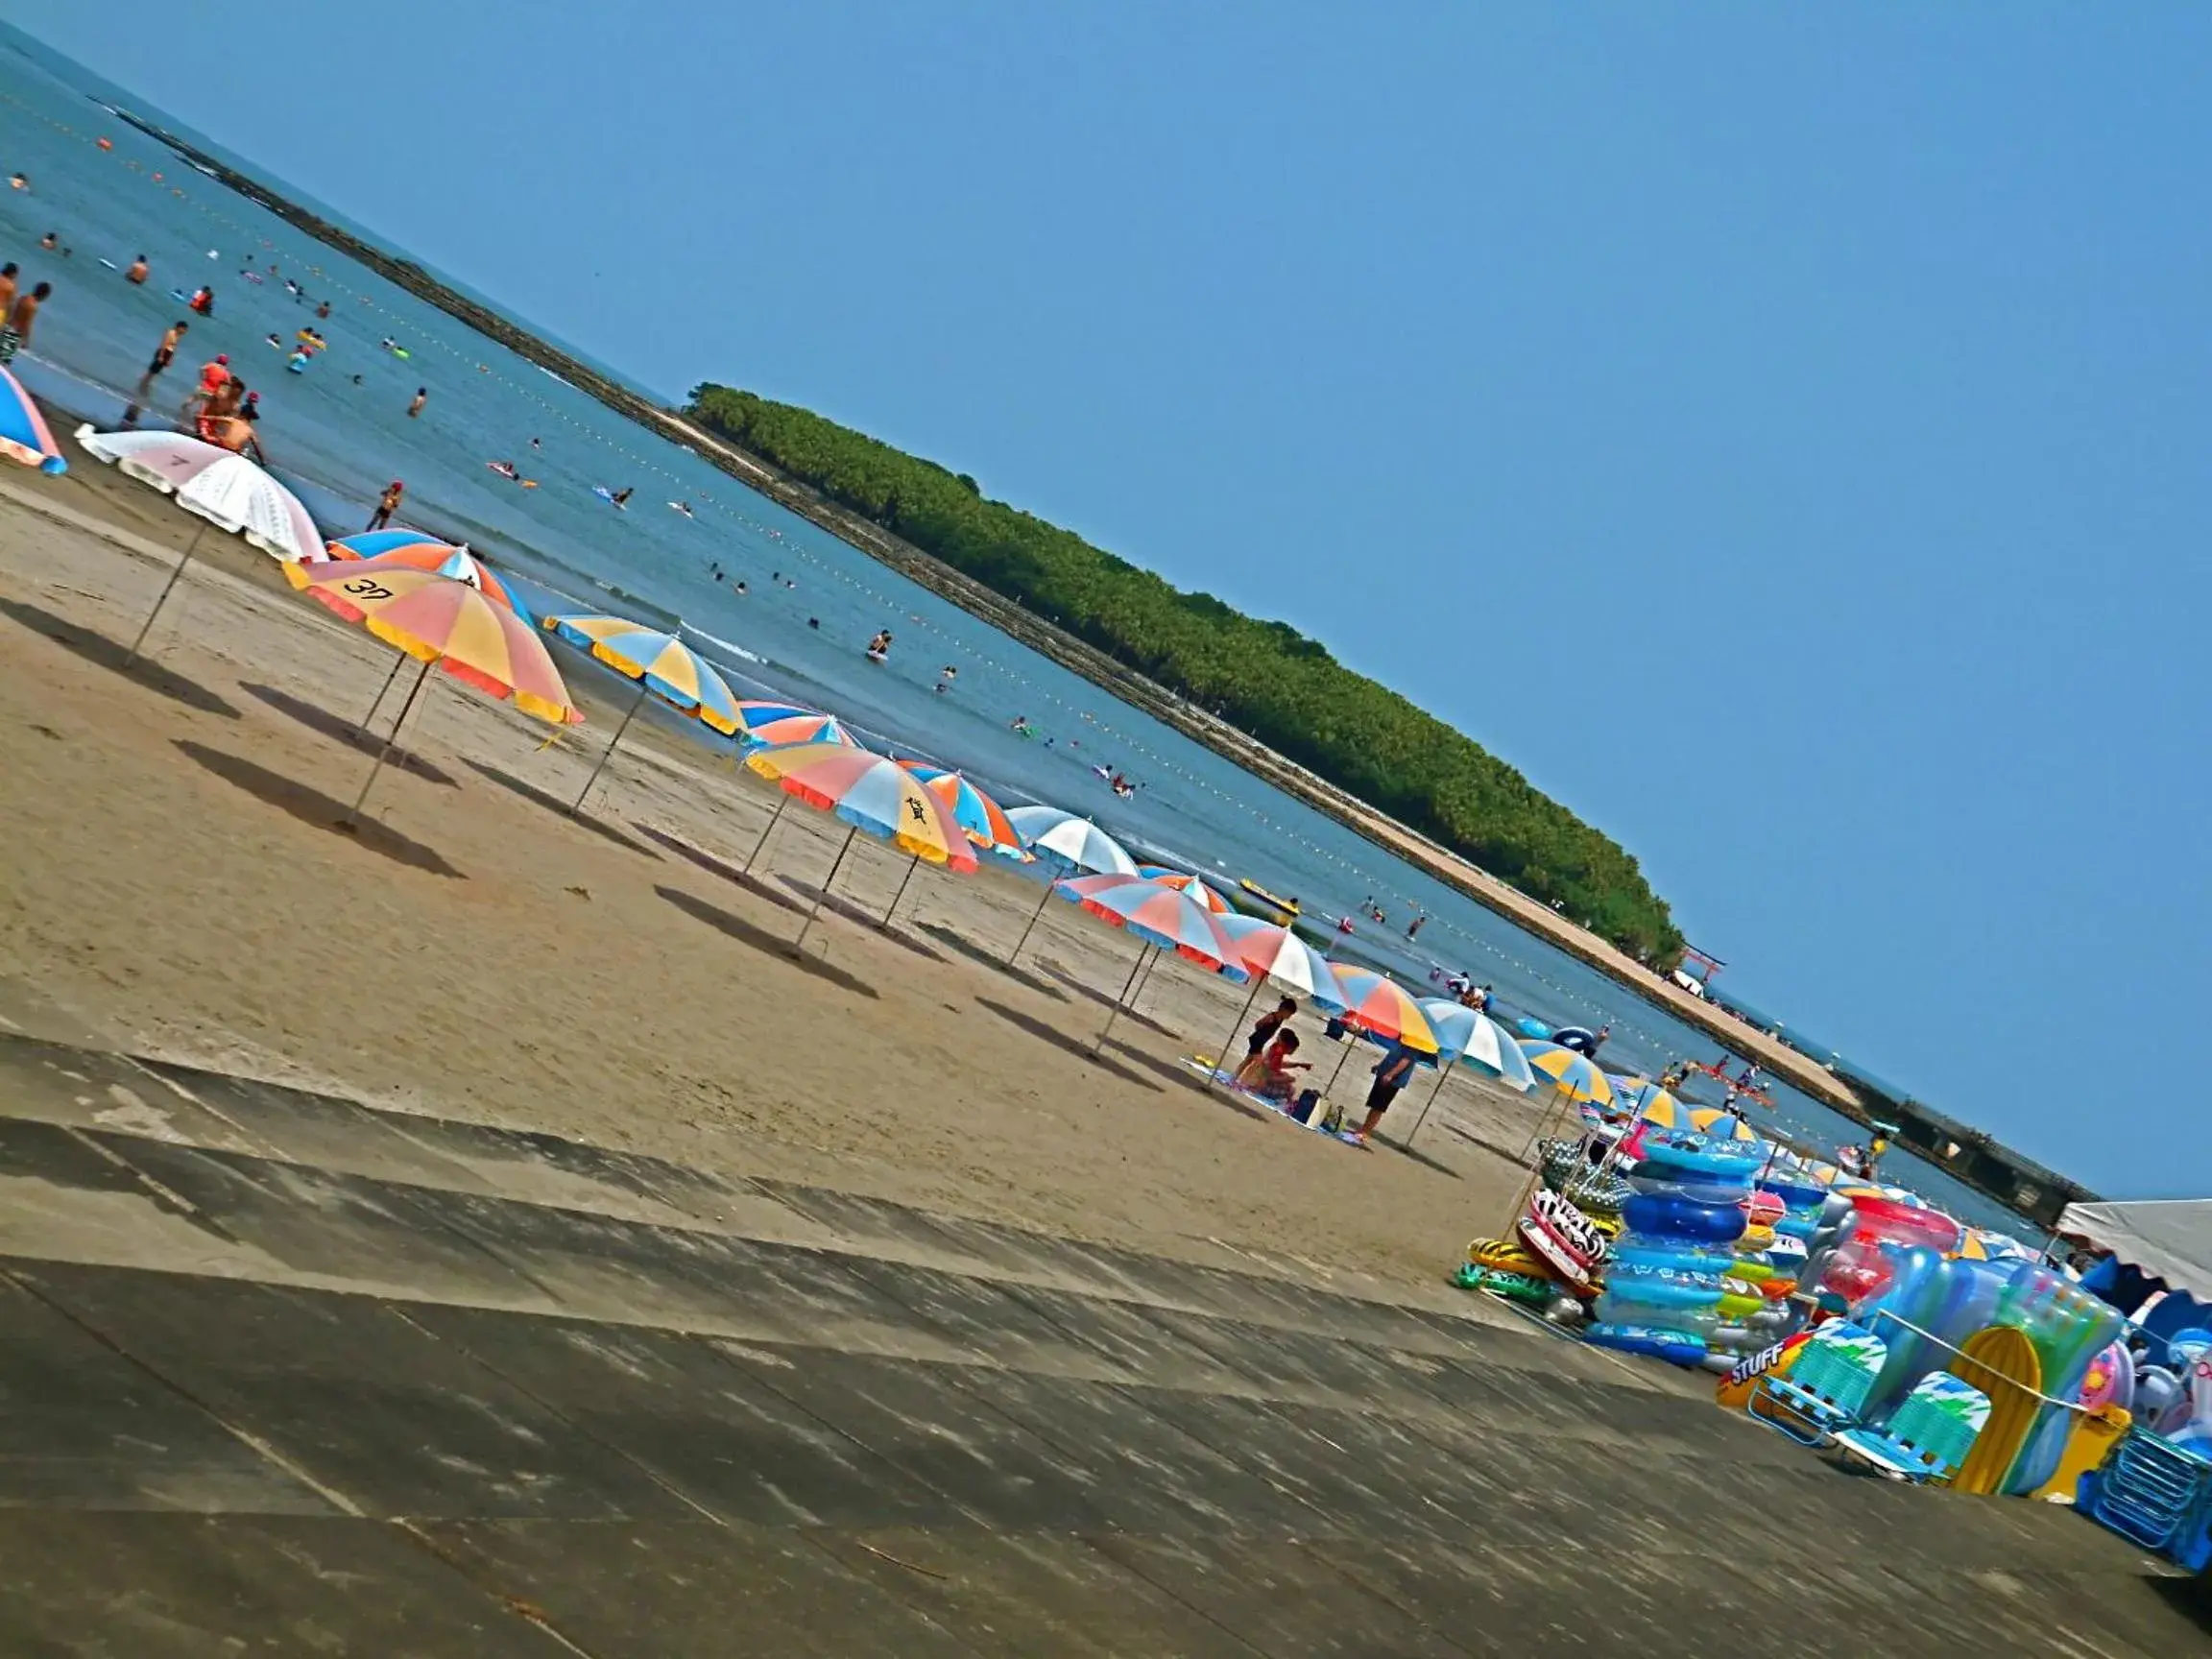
[1519,1041,1614,1106]
[541,613,745,736]
[1687,1105,1759,1143]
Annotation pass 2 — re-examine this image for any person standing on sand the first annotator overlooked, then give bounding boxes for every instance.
[1345,1044,1421,1146]
[407,387,426,419]
[0,281,50,365]
[368,480,403,532]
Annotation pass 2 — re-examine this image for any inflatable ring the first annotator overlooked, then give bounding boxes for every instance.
[1465,1238,1551,1277]
[1622,1192,1750,1245]
[1453,1264,1557,1305]
[1518,1191,1606,1288]
[1586,1323,1711,1364]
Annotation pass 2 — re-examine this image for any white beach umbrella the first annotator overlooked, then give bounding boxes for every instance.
[1005,805,1139,877]
[1001,805,1139,963]
[1403,998,1535,1144]
[74,425,323,662]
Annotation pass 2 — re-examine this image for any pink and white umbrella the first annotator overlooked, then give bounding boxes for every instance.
[75,426,320,561]
[74,425,323,662]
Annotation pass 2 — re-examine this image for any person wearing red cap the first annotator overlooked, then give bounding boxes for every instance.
[368,479,403,532]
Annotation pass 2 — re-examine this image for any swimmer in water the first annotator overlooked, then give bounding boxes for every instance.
[733,580,747,595]
[407,388,426,419]
[611,487,633,507]
[125,254,149,285]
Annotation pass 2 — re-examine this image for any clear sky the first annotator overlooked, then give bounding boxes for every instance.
[9,6,2207,1192]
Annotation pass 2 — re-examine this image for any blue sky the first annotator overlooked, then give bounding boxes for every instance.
[9,5,2207,1192]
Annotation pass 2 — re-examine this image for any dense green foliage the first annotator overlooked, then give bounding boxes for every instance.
[687,384,1683,962]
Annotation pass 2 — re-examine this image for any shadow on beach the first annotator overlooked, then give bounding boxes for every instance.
[631,822,794,904]
[657,883,880,1000]
[463,760,661,859]
[245,683,457,787]
[974,997,1164,1094]
[174,740,465,878]
[1032,955,1183,1039]
[775,875,947,963]
[0,597,241,721]
[915,923,1069,1001]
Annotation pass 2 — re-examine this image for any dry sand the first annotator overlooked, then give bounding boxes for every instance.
[0,463,1566,1300]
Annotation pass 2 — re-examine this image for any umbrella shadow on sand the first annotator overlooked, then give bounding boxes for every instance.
[774,875,947,963]
[973,998,1165,1094]
[462,760,661,860]
[629,822,792,903]
[243,683,457,787]
[1031,956,1182,1039]
[912,923,1069,1002]
[0,597,240,721]
[656,884,879,1001]
[174,741,463,878]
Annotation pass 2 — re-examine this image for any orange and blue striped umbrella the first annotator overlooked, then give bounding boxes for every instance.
[325,533,524,613]
[541,613,745,736]
[746,743,977,869]
[0,368,64,473]
[1054,873,1250,977]
[738,702,861,750]
[1329,969,1441,1056]
[897,761,1030,861]
[285,555,581,725]
[1137,865,1232,913]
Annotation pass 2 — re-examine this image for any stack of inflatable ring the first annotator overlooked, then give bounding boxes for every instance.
[1517,1190,1608,1292]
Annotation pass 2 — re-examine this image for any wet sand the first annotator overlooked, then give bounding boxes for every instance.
[0,461,1561,1302]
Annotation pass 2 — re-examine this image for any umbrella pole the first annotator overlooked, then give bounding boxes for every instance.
[344,660,433,827]
[360,653,406,733]
[1128,946,1164,1011]
[570,685,647,815]
[1323,1030,1359,1102]
[123,521,209,665]
[880,854,922,928]
[1209,974,1266,1086]
[1093,944,1151,1054]
[1006,878,1057,966]
[1405,1062,1454,1146]
[792,826,857,953]
[741,794,789,874]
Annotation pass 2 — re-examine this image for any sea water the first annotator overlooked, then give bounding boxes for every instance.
[0,35,2019,1233]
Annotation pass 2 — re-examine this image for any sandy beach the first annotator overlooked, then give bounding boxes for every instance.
[0,461,1558,1301]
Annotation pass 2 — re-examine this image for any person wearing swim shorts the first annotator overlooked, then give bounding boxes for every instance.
[1345,1045,1421,1146]
[368,480,404,532]
[147,321,187,377]
[0,281,50,366]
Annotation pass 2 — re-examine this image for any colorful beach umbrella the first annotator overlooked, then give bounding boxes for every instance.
[78,424,322,662]
[1137,865,1233,913]
[325,533,522,612]
[744,743,978,950]
[898,762,1030,861]
[1051,872,1250,1052]
[1328,971,1441,1057]
[738,703,861,750]
[541,613,748,812]
[283,557,582,821]
[1518,1041,1615,1107]
[1416,1000,1534,1087]
[0,368,64,473]
[1404,999,1536,1144]
[1199,915,1351,1087]
[1002,805,1140,963]
[1687,1105,1758,1143]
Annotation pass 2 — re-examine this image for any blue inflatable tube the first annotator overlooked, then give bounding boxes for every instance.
[1600,1274,1727,1313]
[1610,1241,1737,1276]
[1628,1170,1756,1206]
[1622,1193,1749,1244]
[1634,1141,1766,1180]
[1585,1323,1711,1365]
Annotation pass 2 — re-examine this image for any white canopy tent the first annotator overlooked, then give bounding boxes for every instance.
[2056,1198,2212,1300]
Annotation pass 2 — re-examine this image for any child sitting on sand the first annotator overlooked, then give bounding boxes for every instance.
[1237,1029,1308,1101]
